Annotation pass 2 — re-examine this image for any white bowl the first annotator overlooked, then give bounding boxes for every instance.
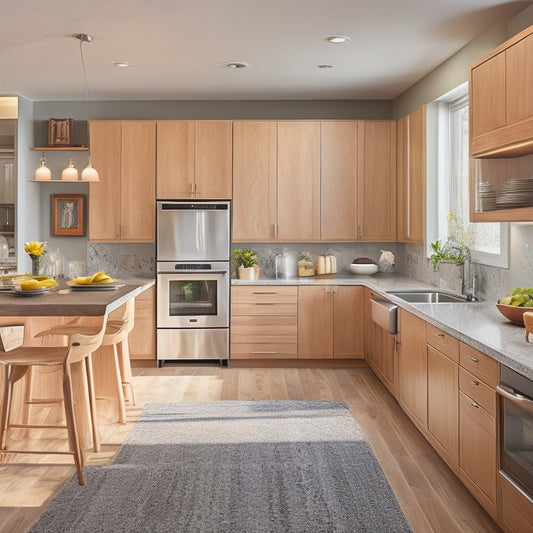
[349,263,378,275]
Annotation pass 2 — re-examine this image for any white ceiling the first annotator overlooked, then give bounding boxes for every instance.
[0,0,530,101]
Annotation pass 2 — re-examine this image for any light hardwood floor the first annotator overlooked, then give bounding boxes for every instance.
[0,365,502,533]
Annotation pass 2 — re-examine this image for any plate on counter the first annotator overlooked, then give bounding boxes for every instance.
[12,286,55,296]
[67,280,122,291]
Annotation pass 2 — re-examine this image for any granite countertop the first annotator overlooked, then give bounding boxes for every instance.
[232,272,533,380]
[0,278,154,317]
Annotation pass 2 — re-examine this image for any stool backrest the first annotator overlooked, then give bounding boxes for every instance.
[66,315,109,366]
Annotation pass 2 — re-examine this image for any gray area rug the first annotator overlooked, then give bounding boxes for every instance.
[29,401,412,533]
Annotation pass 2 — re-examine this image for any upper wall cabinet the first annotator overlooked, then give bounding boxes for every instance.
[277,121,321,241]
[89,121,156,242]
[397,107,425,243]
[470,24,533,222]
[320,121,358,241]
[232,121,277,240]
[157,120,232,199]
[357,120,397,241]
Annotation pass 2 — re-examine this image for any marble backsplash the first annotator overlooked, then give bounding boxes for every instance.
[87,243,156,279]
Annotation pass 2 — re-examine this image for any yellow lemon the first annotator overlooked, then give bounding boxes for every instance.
[39,279,58,288]
[20,279,42,291]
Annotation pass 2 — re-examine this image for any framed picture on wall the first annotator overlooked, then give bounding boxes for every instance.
[51,194,86,236]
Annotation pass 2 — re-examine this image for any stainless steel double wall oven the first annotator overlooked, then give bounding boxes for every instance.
[156,200,231,365]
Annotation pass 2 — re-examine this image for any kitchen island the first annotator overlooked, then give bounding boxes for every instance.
[0,278,154,451]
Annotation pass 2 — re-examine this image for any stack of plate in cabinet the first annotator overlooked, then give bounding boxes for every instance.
[496,177,533,209]
[477,181,497,211]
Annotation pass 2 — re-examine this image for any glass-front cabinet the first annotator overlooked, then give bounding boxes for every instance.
[469,23,533,222]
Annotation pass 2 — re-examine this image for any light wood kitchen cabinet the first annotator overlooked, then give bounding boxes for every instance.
[232,122,277,240]
[426,324,459,470]
[357,120,397,241]
[89,121,156,241]
[470,25,533,223]
[298,285,364,359]
[320,121,358,240]
[129,286,156,363]
[397,107,425,243]
[277,122,321,241]
[397,308,427,427]
[458,342,498,520]
[156,120,232,199]
[364,289,396,396]
[231,286,297,359]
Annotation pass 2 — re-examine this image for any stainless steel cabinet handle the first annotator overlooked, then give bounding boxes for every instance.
[255,303,275,306]
[253,291,278,295]
[435,333,446,338]
[466,355,479,363]
[251,351,278,354]
[470,380,480,386]
[471,402,480,409]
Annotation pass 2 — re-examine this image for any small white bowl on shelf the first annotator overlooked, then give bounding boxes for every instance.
[349,263,379,275]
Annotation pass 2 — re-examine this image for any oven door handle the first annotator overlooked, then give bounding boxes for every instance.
[159,270,228,275]
[497,385,533,414]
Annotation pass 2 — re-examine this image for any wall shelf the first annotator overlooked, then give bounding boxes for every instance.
[32,146,89,151]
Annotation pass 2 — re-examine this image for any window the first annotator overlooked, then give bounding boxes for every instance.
[427,83,509,268]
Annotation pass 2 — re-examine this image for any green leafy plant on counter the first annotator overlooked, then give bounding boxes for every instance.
[429,210,473,272]
[232,248,258,268]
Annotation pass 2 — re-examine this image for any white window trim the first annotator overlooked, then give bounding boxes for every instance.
[426,82,509,269]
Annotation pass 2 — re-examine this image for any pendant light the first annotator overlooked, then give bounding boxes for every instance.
[61,157,79,181]
[34,154,51,181]
[81,155,99,181]
[62,33,99,182]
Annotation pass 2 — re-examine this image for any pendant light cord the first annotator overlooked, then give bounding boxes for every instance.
[79,38,89,101]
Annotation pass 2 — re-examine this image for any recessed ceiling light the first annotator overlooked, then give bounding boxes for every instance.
[326,36,350,43]
[226,62,249,69]
[318,64,333,69]
[114,61,132,68]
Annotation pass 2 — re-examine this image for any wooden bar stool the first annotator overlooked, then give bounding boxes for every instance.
[0,316,108,485]
[35,299,136,428]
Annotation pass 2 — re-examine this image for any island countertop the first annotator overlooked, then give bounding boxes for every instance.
[0,278,155,316]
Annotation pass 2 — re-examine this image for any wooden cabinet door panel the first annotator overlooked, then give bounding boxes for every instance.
[232,121,277,240]
[358,121,396,241]
[156,121,195,199]
[277,122,320,240]
[459,391,497,504]
[194,121,232,199]
[121,122,156,241]
[471,53,506,138]
[427,346,459,465]
[398,309,427,427]
[320,122,358,240]
[333,286,364,358]
[506,33,533,124]
[298,286,333,358]
[89,121,122,241]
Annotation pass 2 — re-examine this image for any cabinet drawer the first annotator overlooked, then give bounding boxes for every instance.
[427,323,459,362]
[459,367,496,416]
[232,302,297,316]
[231,314,297,337]
[231,286,297,305]
[460,343,499,388]
[134,286,155,318]
[231,342,297,359]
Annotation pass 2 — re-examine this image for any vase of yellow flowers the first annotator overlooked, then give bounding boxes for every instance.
[24,241,47,276]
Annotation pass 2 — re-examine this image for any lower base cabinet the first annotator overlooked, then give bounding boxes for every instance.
[499,472,533,533]
[231,286,298,359]
[298,285,364,359]
[129,286,156,363]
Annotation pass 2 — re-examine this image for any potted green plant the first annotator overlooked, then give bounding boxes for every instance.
[232,248,259,280]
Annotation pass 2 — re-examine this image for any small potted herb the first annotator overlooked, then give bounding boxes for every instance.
[232,248,259,280]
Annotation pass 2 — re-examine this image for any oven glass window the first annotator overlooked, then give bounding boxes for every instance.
[501,397,533,498]
[168,280,217,316]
